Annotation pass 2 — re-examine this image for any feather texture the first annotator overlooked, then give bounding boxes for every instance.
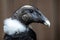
[4,18,28,35]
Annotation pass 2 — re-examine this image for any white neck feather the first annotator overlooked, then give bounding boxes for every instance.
[4,18,28,35]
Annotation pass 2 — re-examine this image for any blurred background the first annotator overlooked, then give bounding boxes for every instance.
[0,0,60,40]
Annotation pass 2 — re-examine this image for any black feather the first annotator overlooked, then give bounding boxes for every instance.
[4,28,36,40]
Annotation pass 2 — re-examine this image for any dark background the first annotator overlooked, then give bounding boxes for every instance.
[0,0,60,40]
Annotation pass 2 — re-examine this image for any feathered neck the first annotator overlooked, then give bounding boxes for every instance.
[4,18,29,35]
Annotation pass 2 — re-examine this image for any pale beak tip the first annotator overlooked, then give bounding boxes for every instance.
[44,20,50,27]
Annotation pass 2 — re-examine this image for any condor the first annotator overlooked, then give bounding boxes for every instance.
[3,5,50,40]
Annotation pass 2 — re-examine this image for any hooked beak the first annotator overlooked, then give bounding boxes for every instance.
[36,10,50,27]
[44,19,50,27]
[40,14,50,27]
[39,14,50,27]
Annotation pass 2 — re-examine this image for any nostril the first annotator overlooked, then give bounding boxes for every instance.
[35,10,41,16]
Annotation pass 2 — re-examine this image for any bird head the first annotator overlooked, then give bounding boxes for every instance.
[15,5,50,27]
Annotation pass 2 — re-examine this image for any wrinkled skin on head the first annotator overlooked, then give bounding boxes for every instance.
[13,5,50,27]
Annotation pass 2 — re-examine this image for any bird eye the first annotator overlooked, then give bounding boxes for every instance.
[29,9,33,13]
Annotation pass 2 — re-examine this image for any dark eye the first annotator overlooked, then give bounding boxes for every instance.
[29,9,33,13]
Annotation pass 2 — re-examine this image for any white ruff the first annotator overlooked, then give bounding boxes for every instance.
[4,18,27,35]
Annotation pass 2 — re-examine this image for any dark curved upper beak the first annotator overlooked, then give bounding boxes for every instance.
[36,10,50,27]
[40,14,50,27]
